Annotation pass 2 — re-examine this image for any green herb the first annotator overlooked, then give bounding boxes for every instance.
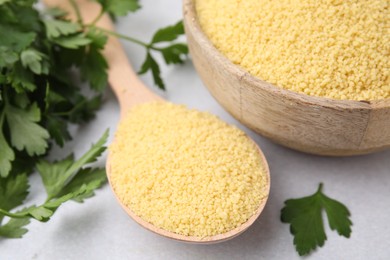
[0,0,187,239]
[138,21,188,89]
[281,183,352,256]
[0,130,108,232]
[95,0,141,17]
[100,20,188,90]
[79,0,188,90]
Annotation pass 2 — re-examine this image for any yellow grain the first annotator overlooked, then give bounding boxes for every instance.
[196,0,389,101]
[109,102,268,237]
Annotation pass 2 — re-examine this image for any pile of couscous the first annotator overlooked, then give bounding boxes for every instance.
[196,0,389,100]
[109,102,268,237]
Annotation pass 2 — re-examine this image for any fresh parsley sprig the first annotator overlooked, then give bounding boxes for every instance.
[91,21,188,90]
[138,21,188,89]
[0,130,108,238]
[69,0,188,90]
[281,183,353,256]
[0,0,187,239]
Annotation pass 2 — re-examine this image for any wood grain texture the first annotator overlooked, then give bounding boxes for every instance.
[44,0,271,244]
[183,0,390,156]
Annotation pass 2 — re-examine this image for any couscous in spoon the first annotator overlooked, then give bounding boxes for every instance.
[43,0,270,244]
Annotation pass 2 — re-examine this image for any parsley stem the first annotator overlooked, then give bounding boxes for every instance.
[2,85,8,104]
[0,109,4,126]
[317,183,324,193]
[0,110,4,130]
[94,26,150,48]
[0,209,25,219]
[52,98,89,117]
[89,8,104,27]
[68,0,83,25]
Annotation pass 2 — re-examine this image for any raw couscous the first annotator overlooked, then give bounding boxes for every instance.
[109,102,269,237]
[196,0,389,101]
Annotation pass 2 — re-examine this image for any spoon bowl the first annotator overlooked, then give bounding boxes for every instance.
[106,147,269,244]
[44,0,270,244]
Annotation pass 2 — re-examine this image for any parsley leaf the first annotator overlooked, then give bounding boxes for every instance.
[5,102,50,156]
[67,95,102,123]
[86,27,108,49]
[281,183,352,256]
[0,113,15,177]
[36,155,74,199]
[139,52,164,89]
[53,34,92,49]
[0,0,11,5]
[9,181,102,222]
[43,19,81,39]
[1,176,106,223]
[0,130,14,178]
[9,5,40,32]
[37,129,108,199]
[43,7,68,18]
[0,218,30,238]
[20,48,49,75]
[0,173,29,212]
[151,21,184,44]
[64,129,108,172]
[160,43,188,65]
[136,21,187,89]
[0,24,36,53]
[14,193,74,222]
[80,46,108,90]
[0,46,18,67]
[96,0,141,17]
[8,63,36,92]
[56,168,106,202]
[45,115,71,147]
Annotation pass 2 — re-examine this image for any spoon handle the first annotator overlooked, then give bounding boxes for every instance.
[43,0,161,116]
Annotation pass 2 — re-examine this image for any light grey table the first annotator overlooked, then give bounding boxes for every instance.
[2,1,390,259]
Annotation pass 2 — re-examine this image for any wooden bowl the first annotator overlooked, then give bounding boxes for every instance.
[183,0,390,156]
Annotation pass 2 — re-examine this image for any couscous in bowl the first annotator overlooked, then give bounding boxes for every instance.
[183,0,390,156]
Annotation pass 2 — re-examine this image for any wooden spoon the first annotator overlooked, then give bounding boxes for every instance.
[43,0,270,243]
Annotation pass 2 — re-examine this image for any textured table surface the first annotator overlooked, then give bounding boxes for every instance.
[2,1,390,259]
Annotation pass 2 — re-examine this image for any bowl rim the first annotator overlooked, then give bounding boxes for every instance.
[183,0,390,110]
